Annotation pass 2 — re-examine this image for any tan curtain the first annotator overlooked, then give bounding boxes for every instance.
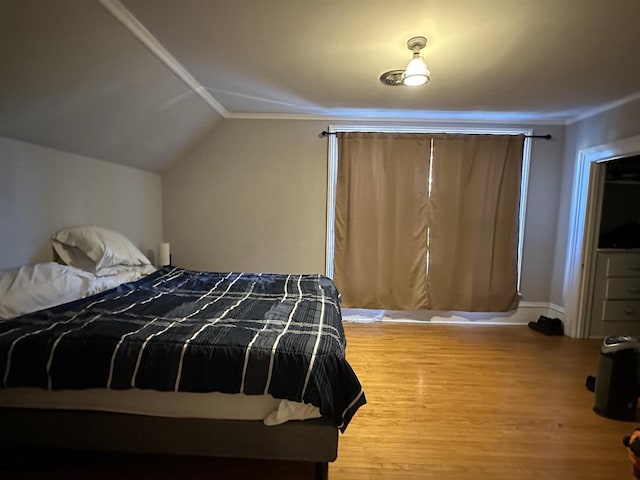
[333,132,431,309]
[427,134,524,311]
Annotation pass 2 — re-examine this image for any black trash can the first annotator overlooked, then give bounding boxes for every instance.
[593,335,640,420]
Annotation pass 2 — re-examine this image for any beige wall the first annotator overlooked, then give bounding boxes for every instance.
[0,136,163,270]
[163,119,566,303]
[550,98,640,307]
[520,125,566,303]
[5,97,637,308]
[162,120,328,274]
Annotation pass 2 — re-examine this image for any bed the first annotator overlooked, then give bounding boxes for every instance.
[0,227,365,479]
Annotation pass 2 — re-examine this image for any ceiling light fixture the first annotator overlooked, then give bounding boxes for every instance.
[380,36,431,87]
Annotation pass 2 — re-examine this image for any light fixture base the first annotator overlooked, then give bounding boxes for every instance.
[379,70,405,86]
[407,36,427,51]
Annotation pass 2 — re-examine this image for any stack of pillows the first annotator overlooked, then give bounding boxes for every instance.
[0,226,156,320]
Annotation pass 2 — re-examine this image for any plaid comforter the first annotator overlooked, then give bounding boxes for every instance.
[0,267,365,430]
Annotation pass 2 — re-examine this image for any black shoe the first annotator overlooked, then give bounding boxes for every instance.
[552,318,564,336]
[528,316,563,336]
[585,375,595,392]
[528,316,551,333]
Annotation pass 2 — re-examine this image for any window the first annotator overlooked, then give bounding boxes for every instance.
[325,125,532,309]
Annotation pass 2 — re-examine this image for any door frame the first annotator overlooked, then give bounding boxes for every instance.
[563,134,640,338]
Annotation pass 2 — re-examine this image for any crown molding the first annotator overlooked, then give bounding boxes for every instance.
[226,111,567,126]
[97,0,229,118]
[567,91,640,125]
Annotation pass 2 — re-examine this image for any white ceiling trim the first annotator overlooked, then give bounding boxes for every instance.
[227,112,566,126]
[97,0,229,118]
[567,91,640,125]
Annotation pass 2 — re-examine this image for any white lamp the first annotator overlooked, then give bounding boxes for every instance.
[403,36,430,86]
[158,242,171,266]
[379,36,431,87]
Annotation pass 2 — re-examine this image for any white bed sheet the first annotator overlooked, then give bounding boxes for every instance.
[0,263,157,320]
[88,264,157,295]
[0,388,321,426]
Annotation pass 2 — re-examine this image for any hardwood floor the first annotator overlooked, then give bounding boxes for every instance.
[1,323,635,479]
[334,323,633,480]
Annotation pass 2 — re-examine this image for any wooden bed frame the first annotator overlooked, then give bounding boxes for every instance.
[0,408,338,480]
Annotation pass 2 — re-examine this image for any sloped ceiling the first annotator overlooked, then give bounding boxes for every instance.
[1,0,640,172]
[0,0,221,171]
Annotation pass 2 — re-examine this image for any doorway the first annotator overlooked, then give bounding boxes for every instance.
[584,157,640,337]
[564,134,640,338]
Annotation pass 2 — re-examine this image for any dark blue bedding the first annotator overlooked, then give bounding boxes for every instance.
[0,267,365,431]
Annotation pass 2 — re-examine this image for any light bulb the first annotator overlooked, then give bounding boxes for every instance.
[403,54,430,87]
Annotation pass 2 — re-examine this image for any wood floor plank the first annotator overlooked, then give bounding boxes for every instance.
[0,323,635,479]
[332,323,634,480]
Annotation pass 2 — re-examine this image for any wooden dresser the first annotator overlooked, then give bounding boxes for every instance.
[589,250,640,337]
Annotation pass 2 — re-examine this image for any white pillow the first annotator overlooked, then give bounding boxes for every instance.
[0,263,95,320]
[52,226,150,273]
[89,264,157,295]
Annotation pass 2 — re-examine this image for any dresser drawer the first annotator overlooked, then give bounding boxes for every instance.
[606,255,640,277]
[603,300,640,322]
[605,277,640,299]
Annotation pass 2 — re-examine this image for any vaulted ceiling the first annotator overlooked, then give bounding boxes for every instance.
[1,0,639,171]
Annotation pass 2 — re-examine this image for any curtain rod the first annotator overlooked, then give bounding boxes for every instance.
[320,130,552,140]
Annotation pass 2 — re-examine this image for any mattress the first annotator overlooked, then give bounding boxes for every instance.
[0,388,321,425]
[0,267,365,431]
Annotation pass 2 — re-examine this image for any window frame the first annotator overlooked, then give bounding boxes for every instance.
[325,125,533,293]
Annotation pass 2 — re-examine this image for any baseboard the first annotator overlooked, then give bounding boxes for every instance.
[342,302,564,326]
[548,303,565,316]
